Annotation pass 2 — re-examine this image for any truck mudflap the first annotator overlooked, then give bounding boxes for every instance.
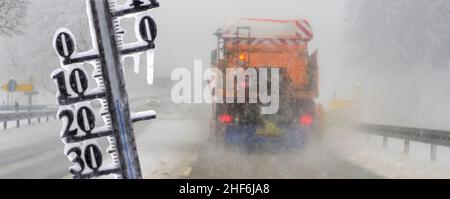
[224,124,309,148]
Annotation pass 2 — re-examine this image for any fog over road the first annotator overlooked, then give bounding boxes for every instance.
[0,98,412,179]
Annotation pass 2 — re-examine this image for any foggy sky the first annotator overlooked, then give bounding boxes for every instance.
[150,0,347,103]
[1,0,450,129]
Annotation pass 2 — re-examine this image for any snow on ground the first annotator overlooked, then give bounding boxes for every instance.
[0,119,67,179]
[324,126,450,179]
[134,100,211,179]
[0,97,211,179]
[136,118,208,179]
[0,119,60,151]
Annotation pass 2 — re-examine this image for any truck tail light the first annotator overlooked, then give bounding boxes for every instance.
[299,114,314,126]
[219,114,233,124]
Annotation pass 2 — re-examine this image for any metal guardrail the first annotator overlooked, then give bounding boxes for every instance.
[0,109,57,130]
[0,105,58,112]
[360,123,450,161]
[0,96,153,131]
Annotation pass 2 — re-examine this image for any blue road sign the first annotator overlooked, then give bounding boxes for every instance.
[8,79,17,92]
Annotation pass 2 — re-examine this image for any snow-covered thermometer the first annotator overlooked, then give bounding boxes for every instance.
[51,0,159,179]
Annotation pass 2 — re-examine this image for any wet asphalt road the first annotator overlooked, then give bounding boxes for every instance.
[186,142,382,179]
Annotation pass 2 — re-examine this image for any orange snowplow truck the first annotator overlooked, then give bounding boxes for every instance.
[211,18,319,148]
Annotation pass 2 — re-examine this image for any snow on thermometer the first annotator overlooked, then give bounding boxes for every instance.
[50,0,159,179]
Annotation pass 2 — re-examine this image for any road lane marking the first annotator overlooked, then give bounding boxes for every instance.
[181,167,192,177]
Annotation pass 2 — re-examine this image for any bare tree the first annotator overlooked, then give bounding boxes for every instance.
[0,0,29,36]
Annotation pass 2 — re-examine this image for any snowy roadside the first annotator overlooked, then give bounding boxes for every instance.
[136,119,206,179]
[323,126,450,179]
[0,120,68,179]
[136,103,210,179]
[0,97,210,179]
[0,120,60,151]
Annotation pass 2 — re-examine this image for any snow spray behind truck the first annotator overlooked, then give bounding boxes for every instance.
[210,18,319,149]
